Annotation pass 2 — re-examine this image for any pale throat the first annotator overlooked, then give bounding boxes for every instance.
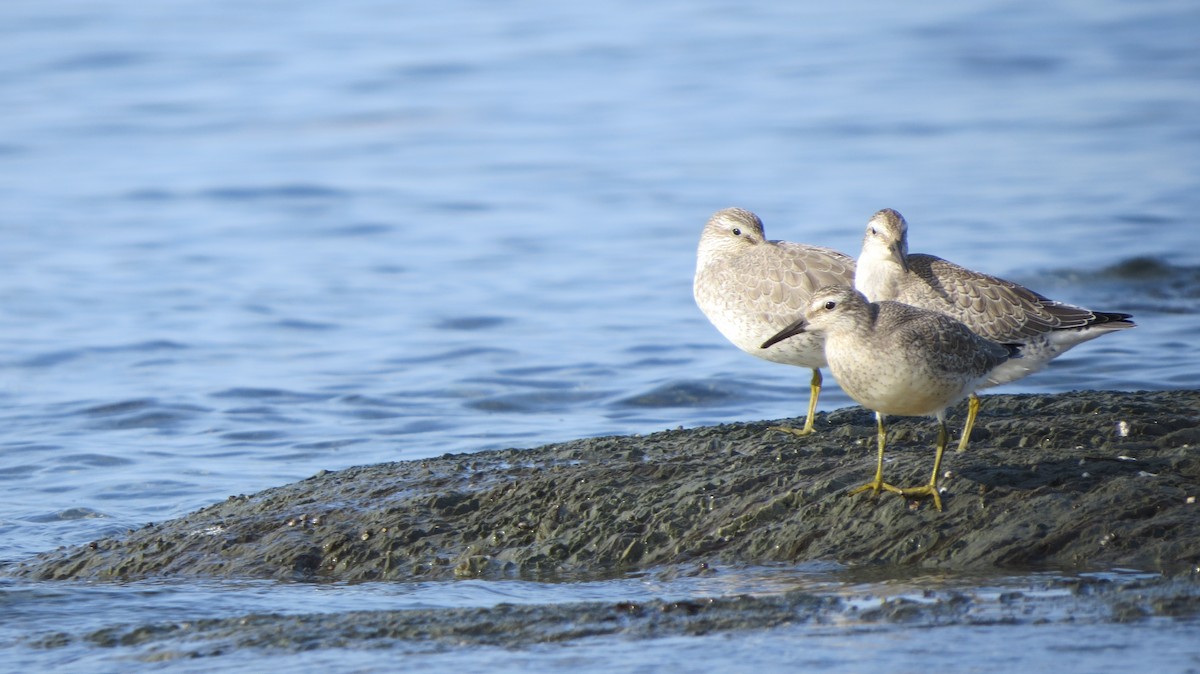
[854,249,904,301]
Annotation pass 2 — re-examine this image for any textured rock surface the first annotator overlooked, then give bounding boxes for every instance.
[8,389,1199,582]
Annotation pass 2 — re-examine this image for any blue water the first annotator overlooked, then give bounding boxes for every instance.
[2,0,1198,670]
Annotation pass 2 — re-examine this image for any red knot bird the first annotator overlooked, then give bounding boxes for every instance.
[762,285,1019,511]
[855,208,1134,451]
[694,208,854,435]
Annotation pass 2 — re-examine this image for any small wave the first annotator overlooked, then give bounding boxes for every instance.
[91,480,204,500]
[48,50,147,72]
[319,222,395,237]
[19,350,84,368]
[1044,256,1200,287]
[615,380,742,408]
[273,318,340,331]
[626,357,693,368]
[219,430,289,443]
[1115,213,1174,226]
[1019,257,1200,314]
[77,399,157,417]
[466,390,610,413]
[72,399,209,432]
[51,453,136,468]
[331,395,409,419]
[93,411,201,432]
[291,439,367,451]
[431,200,490,212]
[0,463,41,480]
[960,53,1062,76]
[197,184,349,201]
[435,316,509,331]
[335,394,401,407]
[210,388,333,403]
[122,188,176,201]
[380,419,453,435]
[1102,256,1185,281]
[18,340,187,369]
[463,376,577,391]
[25,507,109,523]
[388,347,518,365]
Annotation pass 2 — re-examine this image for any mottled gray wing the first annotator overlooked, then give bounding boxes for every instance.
[905,254,1105,341]
[697,240,854,322]
[881,301,1013,377]
[746,242,856,312]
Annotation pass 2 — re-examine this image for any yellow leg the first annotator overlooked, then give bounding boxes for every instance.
[899,418,947,511]
[956,393,980,452]
[769,368,822,437]
[849,412,903,499]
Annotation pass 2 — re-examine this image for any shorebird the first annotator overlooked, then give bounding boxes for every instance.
[694,208,855,435]
[854,208,1135,451]
[762,285,1018,511]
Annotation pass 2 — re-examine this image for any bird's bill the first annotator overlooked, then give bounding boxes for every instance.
[761,318,808,349]
[891,240,909,273]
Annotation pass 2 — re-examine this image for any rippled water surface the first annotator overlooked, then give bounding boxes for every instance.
[2,0,1198,671]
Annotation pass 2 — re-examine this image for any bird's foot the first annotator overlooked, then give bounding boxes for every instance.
[898,483,943,512]
[767,424,814,437]
[848,479,904,499]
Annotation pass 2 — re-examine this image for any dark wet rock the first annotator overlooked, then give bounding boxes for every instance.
[25,574,1200,657]
[7,389,1200,582]
[68,592,839,653]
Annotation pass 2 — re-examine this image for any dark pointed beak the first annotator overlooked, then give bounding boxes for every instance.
[892,241,909,273]
[761,317,808,349]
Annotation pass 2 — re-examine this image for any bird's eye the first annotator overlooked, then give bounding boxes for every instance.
[731,227,742,236]
[868,227,878,236]
[824,301,837,310]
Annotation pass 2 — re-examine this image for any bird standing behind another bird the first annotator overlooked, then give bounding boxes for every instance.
[854,208,1135,451]
[694,208,855,435]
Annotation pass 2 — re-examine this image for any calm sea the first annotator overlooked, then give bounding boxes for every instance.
[2,0,1198,671]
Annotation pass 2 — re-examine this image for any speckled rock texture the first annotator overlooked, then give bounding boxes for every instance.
[9,389,1199,582]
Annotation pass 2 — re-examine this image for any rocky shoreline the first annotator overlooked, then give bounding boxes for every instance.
[34,573,1200,656]
[9,389,1198,583]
